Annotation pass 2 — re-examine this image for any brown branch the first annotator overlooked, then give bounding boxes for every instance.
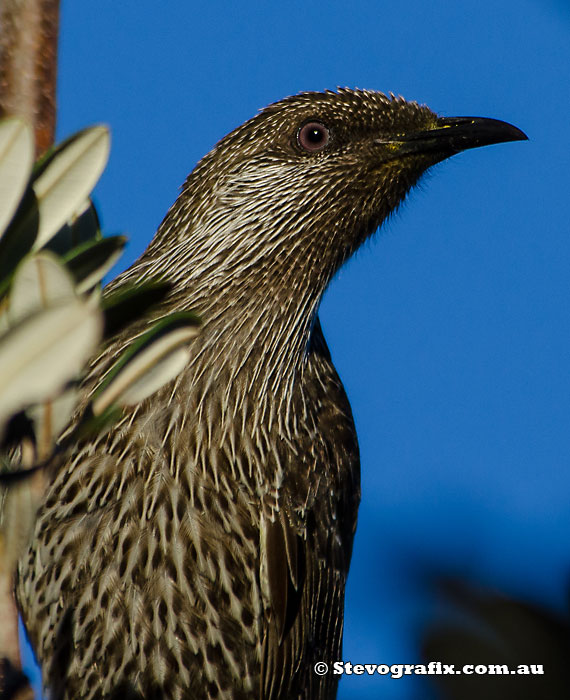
[0,4,60,696]
[0,441,43,698]
[0,0,60,156]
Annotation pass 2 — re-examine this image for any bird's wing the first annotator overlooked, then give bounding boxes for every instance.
[264,510,306,644]
[260,318,360,699]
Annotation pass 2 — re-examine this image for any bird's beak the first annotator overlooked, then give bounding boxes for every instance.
[381,116,528,157]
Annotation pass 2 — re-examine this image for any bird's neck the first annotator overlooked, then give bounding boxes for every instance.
[126,193,331,435]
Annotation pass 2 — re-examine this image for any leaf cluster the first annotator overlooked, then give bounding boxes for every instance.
[0,119,199,577]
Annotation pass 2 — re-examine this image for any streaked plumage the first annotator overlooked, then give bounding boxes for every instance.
[16,89,526,699]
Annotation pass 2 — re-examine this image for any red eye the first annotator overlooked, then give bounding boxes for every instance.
[297,122,330,152]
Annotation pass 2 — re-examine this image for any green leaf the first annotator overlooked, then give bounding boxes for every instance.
[6,255,85,459]
[46,199,101,257]
[8,253,76,325]
[28,387,79,461]
[70,404,122,442]
[32,125,110,250]
[92,312,199,415]
[0,300,103,430]
[0,118,34,239]
[63,235,127,293]
[0,187,39,296]
[101,279,173,339]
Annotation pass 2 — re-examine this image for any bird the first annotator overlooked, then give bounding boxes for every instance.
[16,88,526,700]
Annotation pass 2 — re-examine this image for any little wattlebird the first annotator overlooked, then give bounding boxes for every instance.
[16,89,526,700]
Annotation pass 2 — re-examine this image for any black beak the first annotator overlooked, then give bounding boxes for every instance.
[388,116,528,157]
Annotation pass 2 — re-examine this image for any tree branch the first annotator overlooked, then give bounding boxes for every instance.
[0,0,60,155]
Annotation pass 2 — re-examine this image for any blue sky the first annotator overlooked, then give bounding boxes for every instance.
[21,1,570,698]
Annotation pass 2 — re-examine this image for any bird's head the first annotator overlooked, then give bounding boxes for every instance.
[147,88,526,310]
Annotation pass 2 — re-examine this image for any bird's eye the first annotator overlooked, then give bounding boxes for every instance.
[297,122,330,152]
